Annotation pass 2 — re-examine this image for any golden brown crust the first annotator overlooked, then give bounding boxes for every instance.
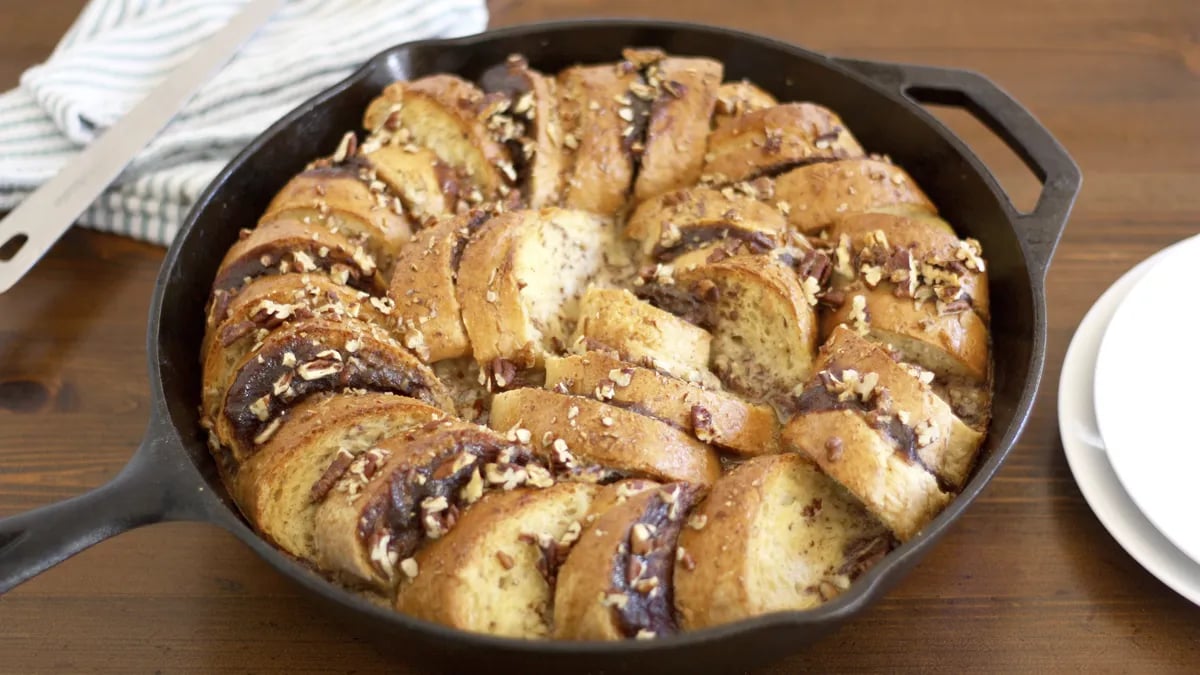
[821,282,990,384]
[782,409,951,541]
[712,80,778,130]
[773,159,936,234]
[312,417,550,593]
[395,482,599,638]
[202,274,386,430]
[702,103,865,184]
[553,483,699,640]
[213,316,455,466]
[545,352,781,457]
[457,208,613,370]
[211,218,386,298]
[829,211,989,320]
[813,326,984,490]
[362,74,512,198]
[489,388,723,487]
[259,167,413,272]
[480,56,568,208]
[233,392,446,561]
[623,186,787,262]
[674,254,819,402]
[558,63,640,215]
[634,57,724,202]
[674,453,891,628]
[570,287,718,388]
[388,211,494,364]
[361,144,455,222]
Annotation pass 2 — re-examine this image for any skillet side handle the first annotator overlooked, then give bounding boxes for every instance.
[0,419,217,594]
[835,57,1083,278]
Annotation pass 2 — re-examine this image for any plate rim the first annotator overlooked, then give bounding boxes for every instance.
[1060,240,1200,605]
[1091,234,1200,565]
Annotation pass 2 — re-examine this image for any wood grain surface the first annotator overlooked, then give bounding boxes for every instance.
[2,0,1198,672]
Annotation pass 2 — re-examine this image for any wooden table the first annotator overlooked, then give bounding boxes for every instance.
[2,0,1198,671]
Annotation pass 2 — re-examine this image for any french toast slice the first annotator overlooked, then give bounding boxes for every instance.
[674,453,892,628]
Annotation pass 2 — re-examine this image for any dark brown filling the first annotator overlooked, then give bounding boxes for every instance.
[791,375,921,468]
[606,484,699,638]
[838,534,895,580]
[634,281,712,328]
[211,242,381,297]
[222,334,442,451]
[356,429,542,563]
[448,210,496,273]
[653,225,775,262]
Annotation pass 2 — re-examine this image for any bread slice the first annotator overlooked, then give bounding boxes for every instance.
[233,392,446,561]
[480,55,568,208]
[712,80,777,130]
[259,164,413,273]
[783,407,950,541]
[821,282,990,385]
[553,483,701,640]
[829,212,989,320]
[214,316,454,466]
[812,326,984,490]
[702,103,864,184]
[312,418,554,592]
[361,144,456,223]
[624,186,786,262]
[545,352,781,456]
[673,453,891,629]
[457,208,613,370]
[772,159,936,234]
[211,218,385,298]
[388,210,495,364]
[633,56,723,202]
[557,62,642,215]
[362,74,512,198]
[202,274,386,432]
[394,482,600,639]
[489,388,722,487]
[674,254,819,402]
[569,287,719,388]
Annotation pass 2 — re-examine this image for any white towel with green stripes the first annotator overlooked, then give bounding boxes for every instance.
[0,0,488,245]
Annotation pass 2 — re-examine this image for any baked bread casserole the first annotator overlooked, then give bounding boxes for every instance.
[200,48,993,641]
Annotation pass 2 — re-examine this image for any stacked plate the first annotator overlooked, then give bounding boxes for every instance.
[1060,234,1200,604]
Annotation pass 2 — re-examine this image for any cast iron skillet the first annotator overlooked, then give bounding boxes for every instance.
[0,19,1080,674]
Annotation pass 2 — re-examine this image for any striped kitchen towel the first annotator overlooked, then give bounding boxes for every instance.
[0,0,488,246]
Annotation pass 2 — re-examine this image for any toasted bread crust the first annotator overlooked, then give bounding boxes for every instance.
[712,80,778,130]
[674,254,819,401]
[624,186,787,262]
[234,393,446,560]
[489,388,722,487]
[395,482,600,638]
[633,57,724,202]
[259,166,413,271]
[558,63,641,215]
[363,74,512,198]
[821,283,990,384]
[674,453,890,628]
[545,352,781,456]
[211,218,386,298]
[773,159,936,234]
[702,103,865,183]
[814,326,984,489]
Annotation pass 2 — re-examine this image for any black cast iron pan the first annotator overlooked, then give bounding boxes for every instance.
[0,19,1081,674]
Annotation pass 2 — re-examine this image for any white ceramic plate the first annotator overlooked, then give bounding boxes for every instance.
[1092,234,1200,565]
[1060,242,1200,605]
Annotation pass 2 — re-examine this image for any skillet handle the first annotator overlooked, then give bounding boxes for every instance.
[834,57,1082,276]
[0,418,220,594]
